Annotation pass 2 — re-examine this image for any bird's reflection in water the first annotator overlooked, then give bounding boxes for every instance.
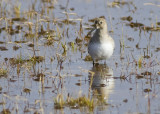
[89,64,114,110]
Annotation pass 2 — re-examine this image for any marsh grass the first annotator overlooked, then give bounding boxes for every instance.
[0,68,7,77]
[120,23,125,49]
[30,56,44,64]
[127,21,160,32]
[54,94,65,109]
[138,56,143,68]
[1,109,11,114]
[8,55,44,66]
[54,95,95,112]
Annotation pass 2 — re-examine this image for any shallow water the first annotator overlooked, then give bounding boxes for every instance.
[0,0,160,113]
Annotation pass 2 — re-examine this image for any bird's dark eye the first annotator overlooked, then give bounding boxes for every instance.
[99,21,103,24]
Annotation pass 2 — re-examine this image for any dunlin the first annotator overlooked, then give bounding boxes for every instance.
[88,17,115,65]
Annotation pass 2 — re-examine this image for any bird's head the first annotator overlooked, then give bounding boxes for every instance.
[94,18,107,30]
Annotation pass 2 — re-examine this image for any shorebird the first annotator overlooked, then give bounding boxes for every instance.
[88,17,115,65]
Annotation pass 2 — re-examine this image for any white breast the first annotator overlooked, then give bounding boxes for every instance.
[88,41,114,61]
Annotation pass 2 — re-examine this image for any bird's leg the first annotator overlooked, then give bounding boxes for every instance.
[93,60,99,66]
[93,61,95,66]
